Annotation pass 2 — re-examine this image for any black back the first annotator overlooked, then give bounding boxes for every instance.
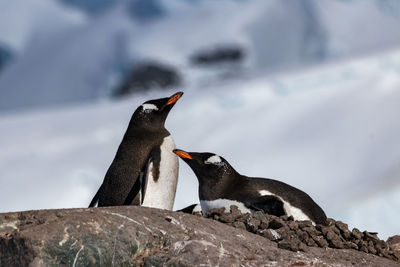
[174,150,327,225]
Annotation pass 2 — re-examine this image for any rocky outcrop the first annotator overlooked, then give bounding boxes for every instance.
[204,206,400,262]
[0,206,399,266]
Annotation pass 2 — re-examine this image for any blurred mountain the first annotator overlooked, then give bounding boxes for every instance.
[1,0,400,112]
[58,0,165,22]
[0,44,14,72]
[58,0,117,15]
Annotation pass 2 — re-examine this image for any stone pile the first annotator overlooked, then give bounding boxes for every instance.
[204,205,400,262]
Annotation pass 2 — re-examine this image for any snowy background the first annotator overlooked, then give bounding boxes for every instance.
[0,0,400,239]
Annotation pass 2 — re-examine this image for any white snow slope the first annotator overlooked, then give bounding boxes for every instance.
[1,48,400,239]
[1,0,400,240]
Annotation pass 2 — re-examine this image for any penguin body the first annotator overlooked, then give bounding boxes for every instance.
[141,135,178,209]
[174,150,327,225]
[89,92,183,209]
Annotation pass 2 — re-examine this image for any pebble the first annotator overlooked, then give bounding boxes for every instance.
[203,205,399,262]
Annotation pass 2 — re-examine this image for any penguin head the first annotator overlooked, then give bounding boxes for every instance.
[131,92,183,130]
[173,149,236,186]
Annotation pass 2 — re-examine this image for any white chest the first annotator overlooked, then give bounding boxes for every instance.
[142,135,179,210]
[200,199,252,215]
[258,190,313,223]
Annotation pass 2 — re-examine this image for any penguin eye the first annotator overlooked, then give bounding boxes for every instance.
[141,103,159,113]
[204,155,223,166]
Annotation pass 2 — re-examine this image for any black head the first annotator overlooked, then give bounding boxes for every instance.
[128,92,183,132]
[173,149,238,190]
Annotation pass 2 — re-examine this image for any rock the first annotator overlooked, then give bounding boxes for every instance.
[364,231,379,242]
[269,217,285,229]
[321,225,339,236]
[360,244,369,253]
[313,235,329,248]
[326,218,336,226]
[190,45,244,65]
[344,241,359,250]
[297,220,313,229]
[368,241,377,254]
[352,228,363,240]
[376,240,388,250]
[387,235,400,252]
[245,217,260,233]
[306,237,317,247]
[229,205,242,220]
[113,61,181,97]
[280,215,291,221]
[219,213,234,223]
[287,221,299,231]
[336,221,352,240]
[278,237,308,252]
[206,207,226,218]
[252,211,269,229]
[232,221,246,230]
[302,226,320,236]
[1,207,399,266]
[258,229,281,241]
[276,228,290,240]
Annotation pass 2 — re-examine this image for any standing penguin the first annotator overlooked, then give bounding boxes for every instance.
[89,92,183,209]
[174,149,327,225]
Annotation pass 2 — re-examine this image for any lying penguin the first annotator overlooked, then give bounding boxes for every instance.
[88,92,183,209]
[174,149,327,225]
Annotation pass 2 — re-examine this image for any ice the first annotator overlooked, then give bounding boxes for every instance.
[1,0,400,240]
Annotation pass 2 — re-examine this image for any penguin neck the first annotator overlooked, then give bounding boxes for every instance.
[123,122,167,140]
[198,168,241,201]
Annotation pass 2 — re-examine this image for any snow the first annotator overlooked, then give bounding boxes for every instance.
[0,0,86,51]
[2,0,400,112]
[1,48,400,238]
[1,0,400,240]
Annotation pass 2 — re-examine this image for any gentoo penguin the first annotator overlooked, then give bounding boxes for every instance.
[173,149,327,225]
[88,92,183,209]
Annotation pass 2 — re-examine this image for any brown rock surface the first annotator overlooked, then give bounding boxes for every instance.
[0,206,399,266]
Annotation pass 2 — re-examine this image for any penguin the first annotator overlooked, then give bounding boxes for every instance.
[173,149,327,225]
[88,92,183,209]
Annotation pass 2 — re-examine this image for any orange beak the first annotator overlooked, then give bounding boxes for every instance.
[167,92,183,105]
[173,149,192,159]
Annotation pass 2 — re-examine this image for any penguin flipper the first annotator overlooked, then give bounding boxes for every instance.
[177,204,200,214]
[88,184,103,207]
[123,148,160,205]
[123,173,142,205]
[247,195,285,217]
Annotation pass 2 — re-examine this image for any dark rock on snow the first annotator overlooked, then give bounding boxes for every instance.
[0,206,399,266]
[190,45,245,65]
[113,61,181,97]
[0,44,14,72]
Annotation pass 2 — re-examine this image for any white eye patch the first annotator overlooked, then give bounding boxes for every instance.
[141,103,158,112]
[204,155,222,165]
